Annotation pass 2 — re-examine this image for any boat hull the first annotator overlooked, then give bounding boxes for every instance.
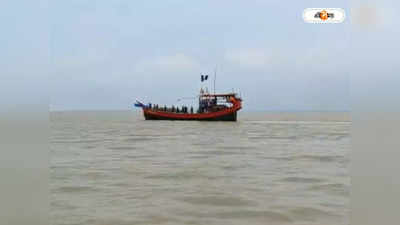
[144,111,237,121]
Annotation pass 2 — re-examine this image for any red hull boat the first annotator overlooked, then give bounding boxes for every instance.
[135,93,242,121]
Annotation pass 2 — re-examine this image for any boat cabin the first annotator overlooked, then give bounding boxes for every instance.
[198,93,240,113]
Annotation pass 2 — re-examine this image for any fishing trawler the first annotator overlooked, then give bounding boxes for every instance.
[134,74,242,121]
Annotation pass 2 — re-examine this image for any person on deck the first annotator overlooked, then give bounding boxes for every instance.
[190,106,193,114]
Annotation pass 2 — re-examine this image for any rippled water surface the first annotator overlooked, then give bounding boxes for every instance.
[51,111,350,225]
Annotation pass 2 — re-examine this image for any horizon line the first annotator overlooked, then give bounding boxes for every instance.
[49,109,351,113]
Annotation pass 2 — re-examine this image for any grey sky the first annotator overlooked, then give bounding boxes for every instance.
[48,0,351,111]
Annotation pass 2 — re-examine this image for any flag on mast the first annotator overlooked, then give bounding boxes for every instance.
[201,75,209,82]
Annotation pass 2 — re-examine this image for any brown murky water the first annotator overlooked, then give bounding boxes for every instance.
[51,111,349,225]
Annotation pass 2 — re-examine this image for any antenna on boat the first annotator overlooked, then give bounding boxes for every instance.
[213,65,217,95]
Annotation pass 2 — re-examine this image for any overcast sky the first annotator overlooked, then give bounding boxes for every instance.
[47,0,352,111]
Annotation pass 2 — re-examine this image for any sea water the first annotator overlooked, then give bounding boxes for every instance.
[51,111,350,225]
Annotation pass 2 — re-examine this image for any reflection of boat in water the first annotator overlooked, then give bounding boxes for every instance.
[134,92,242,121]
